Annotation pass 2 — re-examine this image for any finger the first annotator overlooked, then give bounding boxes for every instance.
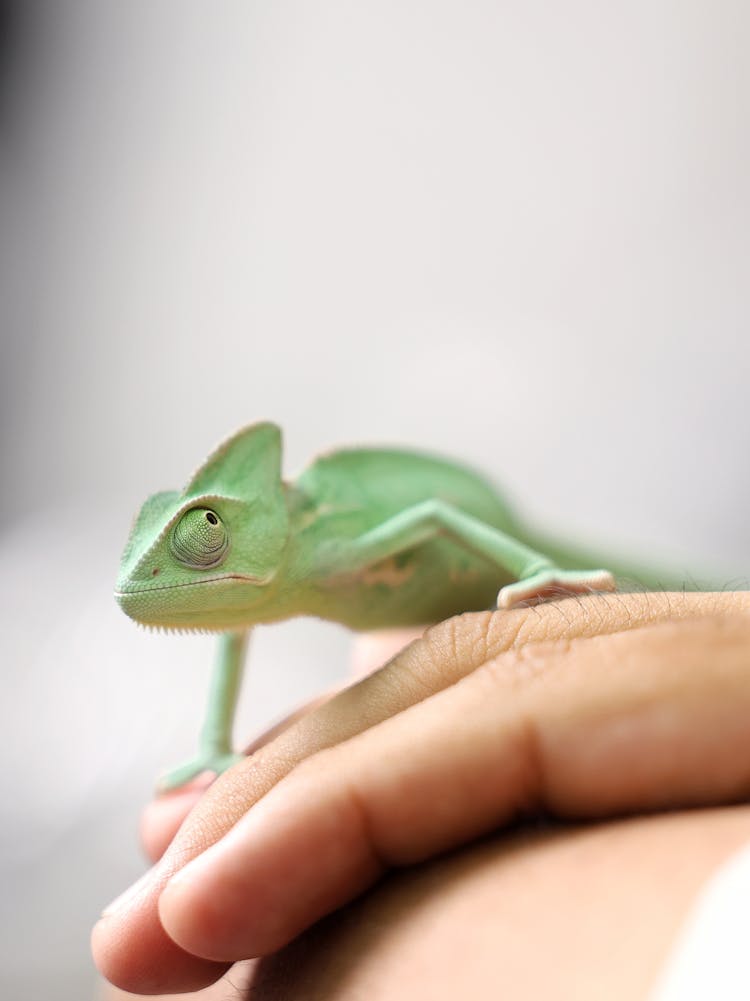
[93,592,750,993]
[141,780,212,864]
[157,612,750,961]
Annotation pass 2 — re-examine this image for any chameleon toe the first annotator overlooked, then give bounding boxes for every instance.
[158,752,245,793]
[497,569,617,609]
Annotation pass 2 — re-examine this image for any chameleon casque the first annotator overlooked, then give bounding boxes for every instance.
[116,422,620,790]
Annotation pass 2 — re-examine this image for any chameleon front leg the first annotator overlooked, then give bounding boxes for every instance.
[322,499,615,608]
[158,629,249,792]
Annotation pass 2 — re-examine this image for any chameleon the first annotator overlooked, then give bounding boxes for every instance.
[116,421,633,790]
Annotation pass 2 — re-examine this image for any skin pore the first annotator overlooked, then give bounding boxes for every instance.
[95,592,750,999]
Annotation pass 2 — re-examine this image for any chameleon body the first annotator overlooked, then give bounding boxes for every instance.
[116,422,617,789]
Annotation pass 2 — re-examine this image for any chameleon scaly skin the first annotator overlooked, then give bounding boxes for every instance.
[116,422,616,789]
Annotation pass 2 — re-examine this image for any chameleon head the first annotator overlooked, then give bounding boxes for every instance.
[116,422,291,631]
[116,496,286,628]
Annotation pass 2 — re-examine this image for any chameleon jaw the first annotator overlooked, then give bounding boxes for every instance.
[114,573,275,630]
[114,571,271,598]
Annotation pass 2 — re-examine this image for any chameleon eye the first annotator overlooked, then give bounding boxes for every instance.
[171,508,229,569]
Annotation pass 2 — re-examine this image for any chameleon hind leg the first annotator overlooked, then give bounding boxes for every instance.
[158,630,249,792]
[325,499,615,609]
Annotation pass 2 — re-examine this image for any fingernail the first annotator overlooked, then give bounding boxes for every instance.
[100,866,156,917]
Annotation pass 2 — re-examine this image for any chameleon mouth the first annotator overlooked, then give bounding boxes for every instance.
[114,573,273,630]
[114,573,268,598]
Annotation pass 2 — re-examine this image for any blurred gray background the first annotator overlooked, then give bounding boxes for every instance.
[1,2,748,998]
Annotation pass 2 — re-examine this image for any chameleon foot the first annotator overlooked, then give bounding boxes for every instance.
[497,568,616,609]
[157,750,245,793]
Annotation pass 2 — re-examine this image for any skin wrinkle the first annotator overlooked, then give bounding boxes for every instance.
[348,706,529,870]
[488,606,528,651]
[467,610,495,663]
[223,965,256,1001]
[340,774,391,881]
[445,614,460,675]
[519,710,547,817]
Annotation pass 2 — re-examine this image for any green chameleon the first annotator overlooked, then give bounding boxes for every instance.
[116,422,658,790]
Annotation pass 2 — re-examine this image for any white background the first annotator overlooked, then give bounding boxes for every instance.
[1,3,748,997]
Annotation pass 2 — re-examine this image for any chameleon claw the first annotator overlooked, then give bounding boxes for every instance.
[157,750,245,793]
[497,568,616,609]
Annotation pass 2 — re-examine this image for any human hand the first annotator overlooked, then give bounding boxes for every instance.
[92,592,750,995]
